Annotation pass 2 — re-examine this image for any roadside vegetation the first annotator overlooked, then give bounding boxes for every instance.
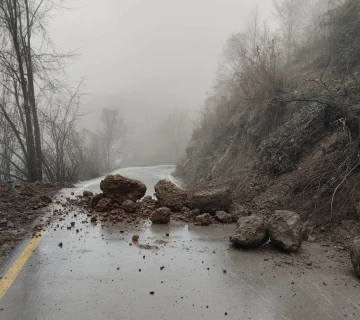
[177,0,360,227]
[0,0,130,182]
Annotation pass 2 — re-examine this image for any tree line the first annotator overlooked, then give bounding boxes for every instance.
[0,0,128,183]
[194,0,357,141]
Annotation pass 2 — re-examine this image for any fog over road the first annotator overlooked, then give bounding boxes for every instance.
[0,166,359,320]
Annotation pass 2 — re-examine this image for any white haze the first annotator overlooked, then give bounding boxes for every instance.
[49,0,274,166]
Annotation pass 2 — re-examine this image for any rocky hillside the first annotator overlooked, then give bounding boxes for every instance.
[175,0,360,235]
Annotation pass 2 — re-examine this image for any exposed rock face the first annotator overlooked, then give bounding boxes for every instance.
[154,180,187,211]
[187,187,232,213]
[229,203,252,222]
[195,213,213,226]
[230,215,268,248]
[150,207,171,224]
[95,198,113,212]
[268,210,303,252]
[215,211,233,223]
[100,174,146,202]
[350,237,360,278]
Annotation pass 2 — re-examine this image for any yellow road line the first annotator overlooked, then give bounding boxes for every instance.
[0,232,46,300]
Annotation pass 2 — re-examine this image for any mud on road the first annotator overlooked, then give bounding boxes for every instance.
[0,182,72,267]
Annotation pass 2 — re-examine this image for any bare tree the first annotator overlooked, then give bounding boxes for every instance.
[0,0,75,181]
[41,82,84,182]
[98,107,127,171]
[272,0,310,61]
[156,108,190,164]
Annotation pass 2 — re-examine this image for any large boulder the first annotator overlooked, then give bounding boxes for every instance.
[100,174,146,202]
[187,187,232,213]
[350,237,360,278]
[150,207,171,224]
[215,211,233,223]
[230,215,268,248]
[154,180,187,211]
[268,210,303,252]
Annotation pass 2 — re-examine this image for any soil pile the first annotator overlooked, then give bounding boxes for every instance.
[0,182,69,265]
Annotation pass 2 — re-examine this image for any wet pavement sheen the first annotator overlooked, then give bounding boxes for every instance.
[0,166,359,320]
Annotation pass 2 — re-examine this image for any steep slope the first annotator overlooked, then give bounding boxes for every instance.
[176,0,360,239]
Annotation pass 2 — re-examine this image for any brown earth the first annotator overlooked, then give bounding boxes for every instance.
[0,181,72,266]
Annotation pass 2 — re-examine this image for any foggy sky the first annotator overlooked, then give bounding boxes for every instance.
[50,0,273,124]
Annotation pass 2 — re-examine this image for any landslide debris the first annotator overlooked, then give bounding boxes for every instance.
[268,210,303,253]
[154,180,187,211]
[0,181,69,265]
[230,215,268,248]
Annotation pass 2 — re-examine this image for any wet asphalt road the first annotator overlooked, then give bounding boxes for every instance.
[1,165,360,320]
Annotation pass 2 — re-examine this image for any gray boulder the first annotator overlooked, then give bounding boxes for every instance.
[150,207,171,224]
[215,211,233,223]
[154,180,187,211]
[350,237,360,278]
[188,187,232,213]
[230,215,268,248]
[100,174,146,202]
[268,210,303,252]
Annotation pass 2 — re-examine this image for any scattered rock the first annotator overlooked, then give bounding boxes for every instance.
[268,210,303,252]
[154,180,187,211]
[195,213,213,226]
[215,211,233,223]
[150,207,171,224]
[350,237,360,278]
[132,234,140,242]
[230,215,268,248]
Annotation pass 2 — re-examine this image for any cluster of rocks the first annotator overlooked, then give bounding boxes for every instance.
[79,174,169,225]
[230,210,304,253]
[77,177,238,226]
[155,180,236,225]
